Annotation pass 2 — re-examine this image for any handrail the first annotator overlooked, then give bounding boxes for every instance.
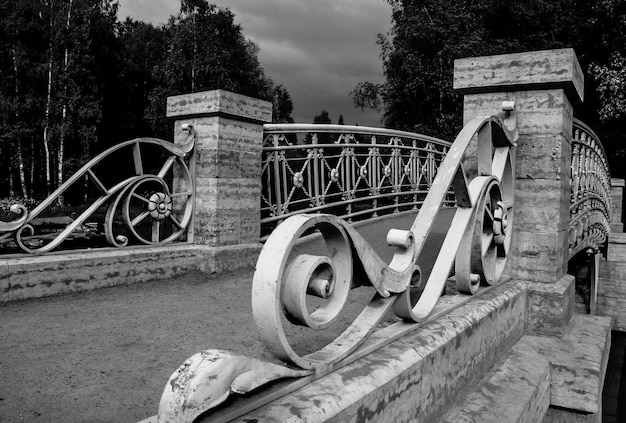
[260,124,453,239]
[264,123,453,147]
[157,104,519,422]
[569,118,611,258]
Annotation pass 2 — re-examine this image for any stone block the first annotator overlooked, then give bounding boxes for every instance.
[195,178,260,213]
[526,275,575,337]
[240,150,262,179]
[195,147,241,179]
[166,89,272,123]
[454,48,584,104]
[124,244,201,284]
[440,341,550,423]
[610,179,624,226]
[543,407,600,423]
[462,90,574,140]
[210,243,262,274]
[183,117,265,152]
[0,259,9,302]
[6,250,131,301]
[513,178,570,232]
[6,254,89,300]
[520,314,611,414]
[515,135,571,180]
[607,233,626,261]
[239,210,261,243]
[597,260,626,331]
[194,210,241,246]
[510,230,569,282]
[231,281,527,423]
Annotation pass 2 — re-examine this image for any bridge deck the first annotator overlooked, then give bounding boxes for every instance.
[0,209,622,423]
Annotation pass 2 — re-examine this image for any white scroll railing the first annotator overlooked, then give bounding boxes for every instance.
[260,125,453,239]
[569,118,611,258]
[157,104,519,423]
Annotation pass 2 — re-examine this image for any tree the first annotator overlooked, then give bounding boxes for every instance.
[270,84,294,123]
[0,0,295,199]
[353,0,626,176]
[0,0,44,198]
[313,110,332,124]
[146,0,276,137]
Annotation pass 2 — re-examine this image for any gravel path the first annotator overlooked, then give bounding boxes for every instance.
[0,210,453,423]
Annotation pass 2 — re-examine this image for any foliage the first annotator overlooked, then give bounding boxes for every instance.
[0,0,294,200]
[353,0,626,176]
[591,53,626,121]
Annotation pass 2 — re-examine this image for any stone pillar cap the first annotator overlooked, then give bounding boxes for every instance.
[166,89,272,123]
[453,48,584,104]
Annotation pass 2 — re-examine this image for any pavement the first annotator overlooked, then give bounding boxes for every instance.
[0,209,454,423]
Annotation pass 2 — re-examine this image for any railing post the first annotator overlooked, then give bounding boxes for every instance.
[454,49,584,336]
[166,90,272,268]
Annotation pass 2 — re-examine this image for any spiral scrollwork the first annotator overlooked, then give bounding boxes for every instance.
[252,214,404,370]
[254,105,518,368]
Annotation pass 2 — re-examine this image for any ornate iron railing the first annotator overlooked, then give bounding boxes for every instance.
[0,127,196,254]
[260,124,453,239]
[569,119,611,258]
[157,104,518,423]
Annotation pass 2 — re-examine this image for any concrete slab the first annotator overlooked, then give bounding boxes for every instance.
[223,280,527,423]
[440,340,550,423]
[517,314,612,414]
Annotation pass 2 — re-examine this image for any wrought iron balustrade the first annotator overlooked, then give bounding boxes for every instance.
[0,128,196,255]
[569,118,611,258]
[260,124,453,239]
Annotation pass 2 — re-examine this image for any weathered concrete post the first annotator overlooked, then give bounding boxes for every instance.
[610,178,625,232]
[166,90,272,271]
[454,49,583,336]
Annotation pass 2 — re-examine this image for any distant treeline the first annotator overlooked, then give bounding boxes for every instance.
[353,0,626,178]
[0,0,294,200]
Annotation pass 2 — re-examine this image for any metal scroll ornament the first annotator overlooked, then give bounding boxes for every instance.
[4,125,195,254]
[157,104,518,422]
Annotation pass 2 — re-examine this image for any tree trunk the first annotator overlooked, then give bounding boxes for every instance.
[43,4,54,196]
[57,0,73,206]
[8,149,14,198]
[16,143,27,198]
[11,41,28,199]
[29,137,34,198]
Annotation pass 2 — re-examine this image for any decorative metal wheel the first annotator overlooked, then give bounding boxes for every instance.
[456,177,511,294]
[105,154,194,246]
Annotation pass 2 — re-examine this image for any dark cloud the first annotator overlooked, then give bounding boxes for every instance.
[117,0,391,126]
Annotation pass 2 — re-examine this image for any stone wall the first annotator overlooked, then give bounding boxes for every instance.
[1,243,261,302]
[0,90,270,304]
[598,179,626,330]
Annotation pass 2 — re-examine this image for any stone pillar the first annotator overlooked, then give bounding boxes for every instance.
[610,178,625,232]
[166,90,272,248]
[454,49,583,336]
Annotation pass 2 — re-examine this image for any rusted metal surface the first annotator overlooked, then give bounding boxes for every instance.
[0,126,195,254]
[260,124,453,239]
[156,104,519,422]
[569,119,611,259]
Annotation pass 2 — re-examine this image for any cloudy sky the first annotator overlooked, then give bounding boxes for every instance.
[117,0,392,126]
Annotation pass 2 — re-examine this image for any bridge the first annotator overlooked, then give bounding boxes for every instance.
[0,49,623,422]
